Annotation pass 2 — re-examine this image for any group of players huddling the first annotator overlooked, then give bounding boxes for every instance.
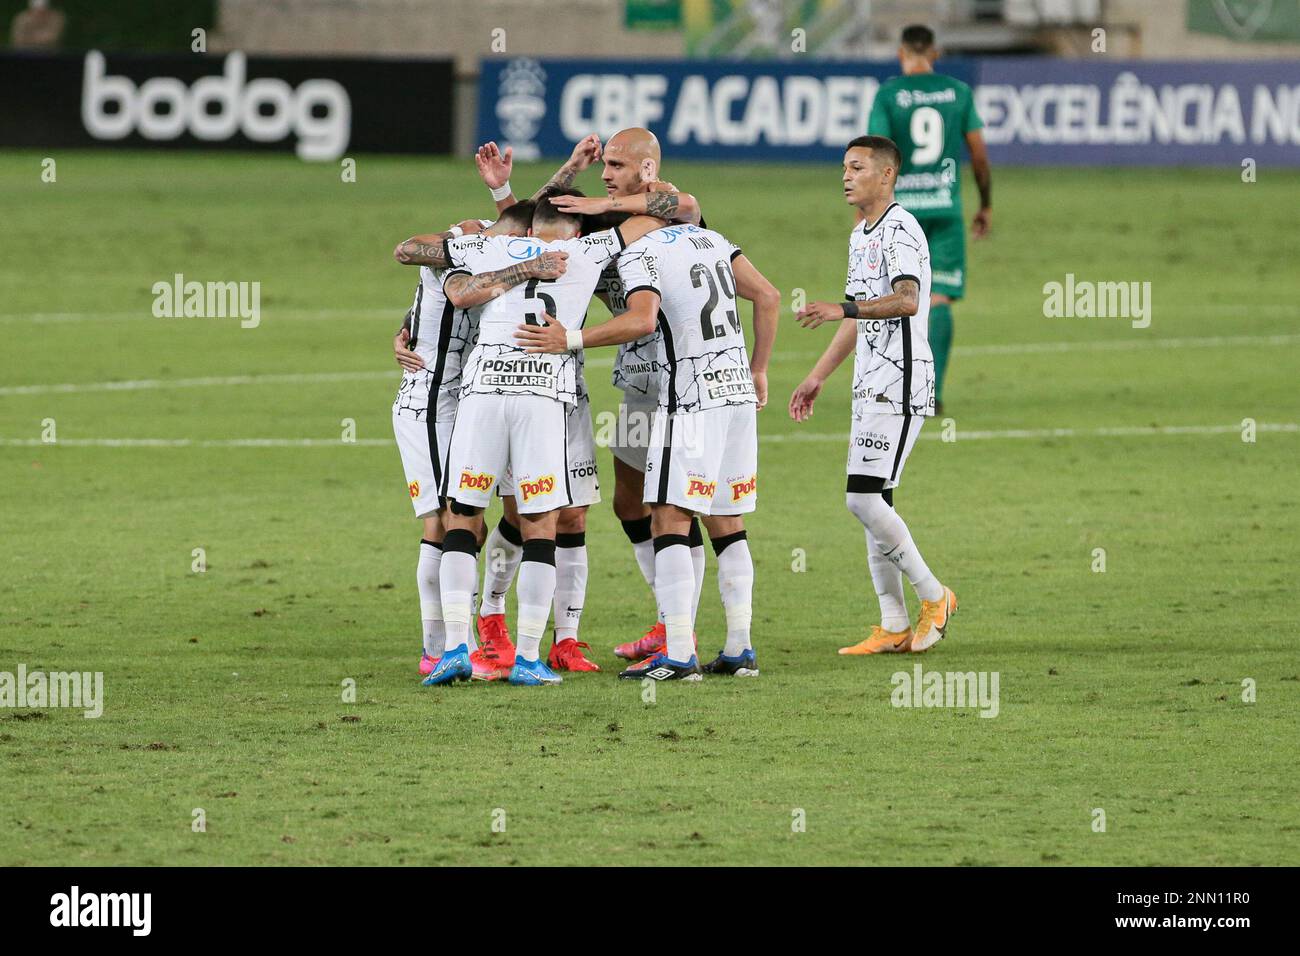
[392,45,971,684]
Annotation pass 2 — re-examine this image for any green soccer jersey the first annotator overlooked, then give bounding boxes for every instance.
[867,72,983,221]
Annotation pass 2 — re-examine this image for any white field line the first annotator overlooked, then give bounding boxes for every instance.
[2,423,1294,449]
[2,333,1296,398]
[1,303,1294,325]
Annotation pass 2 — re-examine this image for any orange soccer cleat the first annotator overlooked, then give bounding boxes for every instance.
[838,626,914,655]
[547,638,601,672]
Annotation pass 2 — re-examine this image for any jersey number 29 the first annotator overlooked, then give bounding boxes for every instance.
[690,260,741,341]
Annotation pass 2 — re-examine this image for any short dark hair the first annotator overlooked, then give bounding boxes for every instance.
[582,210,631,234]
[533,186,584,233]
[901,24,935,53]
[846,135,901,172]
[494,199,535,233]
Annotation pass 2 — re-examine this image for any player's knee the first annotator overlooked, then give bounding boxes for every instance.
[845,491,893,530]
[556,507,587,535]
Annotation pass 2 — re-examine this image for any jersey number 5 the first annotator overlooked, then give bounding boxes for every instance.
[523,278,557,327]
[690,260,741,341]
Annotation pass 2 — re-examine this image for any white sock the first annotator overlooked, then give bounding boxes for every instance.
[846,492,942,602]
[552,536,588,644]
[653,538,696,662]
[866,530,909,632]
[516,542,557,662]
[418,540,445,658]
[622,516,662,623]
[439,530,479,652]
[690,547,706,625]
[714,534,753,656]
[480,518,524,616]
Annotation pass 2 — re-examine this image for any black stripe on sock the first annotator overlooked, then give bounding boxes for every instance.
[710,530,748,555]
[653,533,690,554]
[497,516,523,547]
[846,473,888,494]
[420,538,443,549]
[621,516,653,544]
[442,528,479,556]
[522,538,557,566]
[556,531,586,549]
[688,518,703,548]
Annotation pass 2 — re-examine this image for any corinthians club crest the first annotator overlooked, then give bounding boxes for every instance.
[1212,0,1273,39]
[496,58,546,161]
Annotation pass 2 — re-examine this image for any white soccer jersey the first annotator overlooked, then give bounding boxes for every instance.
[597,262,660,404]
[392,264,479,423]
[616,223,755,414]
[845,202,935,417]
[448,230,622,404]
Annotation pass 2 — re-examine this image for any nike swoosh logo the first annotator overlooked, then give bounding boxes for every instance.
[566,605,583,614]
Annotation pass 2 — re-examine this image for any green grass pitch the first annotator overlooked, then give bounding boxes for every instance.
[1,150,1297,866]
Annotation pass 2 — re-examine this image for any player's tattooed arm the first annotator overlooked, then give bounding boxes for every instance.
[529,133,602,201]
[393,232,454,267]
[445,253,569,308]
[549,190,702,225]
[514,289,660,354]
[789,320,857,422]
[797,279,920,329]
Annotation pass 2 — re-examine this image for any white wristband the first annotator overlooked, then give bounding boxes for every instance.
[489,181,513,202]
[565,329,584,352]
[447,225,463,238]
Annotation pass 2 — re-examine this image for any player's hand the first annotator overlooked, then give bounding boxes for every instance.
[526,251,568,281]
[971,207,991,239]
[475,141,513,189]
[567,133,602,172]
[514,313,569,354]
[751,369,768,410]
[394,327,425,372]
[789,376,823,422]
[454,218,486,235]
[645,180,678,193]
[795,301,843,329]
[549,194,609,215]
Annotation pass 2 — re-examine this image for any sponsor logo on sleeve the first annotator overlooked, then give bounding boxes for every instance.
[459,471,495,492]
[519,475,557,502]
[729,475,757,501]
[408,480,420,498]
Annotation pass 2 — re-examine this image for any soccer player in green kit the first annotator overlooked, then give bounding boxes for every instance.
[867,24,992,414]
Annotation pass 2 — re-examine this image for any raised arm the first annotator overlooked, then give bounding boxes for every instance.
[965,128,992,238]
[444,252,569,309]
[550,190,702,226]
[528,134,603,201]
[730,254,779,409]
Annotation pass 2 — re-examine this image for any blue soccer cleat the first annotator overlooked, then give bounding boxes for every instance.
[421,644,473,686]
[702,648,759,677]
[507,656,563,686]
[618,653,703,681]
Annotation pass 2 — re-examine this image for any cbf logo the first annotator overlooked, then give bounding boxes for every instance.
[507,237,545,260]
[497,58,546,161]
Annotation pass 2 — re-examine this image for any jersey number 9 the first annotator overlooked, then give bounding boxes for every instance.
[909,106,944,166]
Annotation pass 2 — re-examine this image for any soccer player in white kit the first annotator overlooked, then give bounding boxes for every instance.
[410,192,664,686]
[391,202,568,677]
[789,135,958,655]
[518,217,778,681]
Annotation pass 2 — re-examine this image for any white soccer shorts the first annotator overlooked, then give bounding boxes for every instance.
[393,408,452,519]
[643,404,758,516]
[494,395,600,509]
[610,399,656,473]
[846,411,923,490]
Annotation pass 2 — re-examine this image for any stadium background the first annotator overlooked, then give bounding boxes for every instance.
[2,1,1297,866]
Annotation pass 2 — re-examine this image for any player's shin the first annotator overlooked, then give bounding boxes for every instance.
[418,539,445,658]
[688,518,706,623]
[929,303,954,406]
[439,529,480,652]
[652,534,696,662]
[866,529,909,632]
[516,539,558,662]
[480,516,524,616]
[621,516,660,617]
[846,492,942,602]
[552,532,588,643]
[712,531,754,656]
